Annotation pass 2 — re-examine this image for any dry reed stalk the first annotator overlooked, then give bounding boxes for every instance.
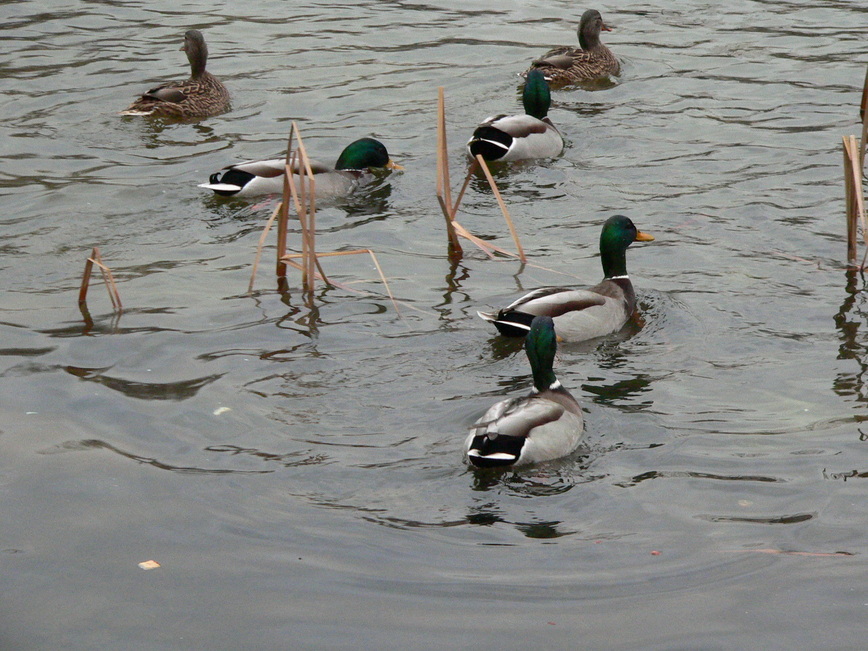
[436,87,462,252]
[475,154,526,263]
[284,122,328,291]
[281,249,402,315]
[276,201,289,277]
[295,129,319,290]
[451,158,479,217]
[861,116,868,173]
[434,89,527,261]
[860,65,868,167]
[844,137,855,265]
[79,247,122,311]
[843,135,867,268]
[265,123,405,314]
[79,254,94,306]
[284,130,329,290]
[249,203,282,293]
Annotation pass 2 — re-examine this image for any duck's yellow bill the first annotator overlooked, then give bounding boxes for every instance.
[386,159,404,171]
[635,231,654,242]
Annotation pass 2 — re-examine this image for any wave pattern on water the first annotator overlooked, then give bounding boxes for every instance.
[1,1,868,648]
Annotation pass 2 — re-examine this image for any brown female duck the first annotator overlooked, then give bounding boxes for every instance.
[524,9,619,85]
[121,30,230,119]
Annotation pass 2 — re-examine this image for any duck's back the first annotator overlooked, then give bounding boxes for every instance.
[123,71,230,118]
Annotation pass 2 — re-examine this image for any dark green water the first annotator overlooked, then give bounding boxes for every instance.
[1,1,867,648]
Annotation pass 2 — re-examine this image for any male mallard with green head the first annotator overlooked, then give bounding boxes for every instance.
[199,137,402,198]
[524,9,619,85]
[478,215,654,341]
[121,30,230,119]
[465,316,584,468]
[467,70,563,162]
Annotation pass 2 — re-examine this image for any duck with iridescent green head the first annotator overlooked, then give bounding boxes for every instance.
[465,315,584,468]
[199,138,403,198]
[467,70,563,162]
[477,215,654,341]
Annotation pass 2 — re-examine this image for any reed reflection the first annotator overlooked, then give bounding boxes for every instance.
[833,269,868,405]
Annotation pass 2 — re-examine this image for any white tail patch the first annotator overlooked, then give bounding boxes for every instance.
[468,450,517,462]
[198,182,241,192]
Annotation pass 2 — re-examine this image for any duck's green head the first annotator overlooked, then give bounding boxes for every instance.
[577,9,611,50]
[526,315,558,390]
[599,215,654,278]
[334,138,403,172]
[523,69,552,120]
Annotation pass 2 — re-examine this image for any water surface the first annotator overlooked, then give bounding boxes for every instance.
[1,1,868,649]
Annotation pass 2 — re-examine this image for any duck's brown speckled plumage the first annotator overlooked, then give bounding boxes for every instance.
[121,30,230,119]
[524,9,619,86]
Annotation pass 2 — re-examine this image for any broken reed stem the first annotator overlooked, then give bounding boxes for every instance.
[79,247,122,312]
[283,122,326,293]
[277,164,291,279]
[281,249,403,316]
[844,138,855,265]
[851,139,868,243]
[861,116,868,174]
[452,158,478,217]
[475,154,526,263]
[249,203,282,293]
[79,254,94,306]
[296,130,320,292]
[435,88,526,261]
[860,65,868,168]
[436,87,462,252]
[284,140,332,292]
[843,135,867,268]
[437,88,453,211]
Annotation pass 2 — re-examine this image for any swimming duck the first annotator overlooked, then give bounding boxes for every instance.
[466,69,563,162]
[199,138,402,198]
[524,9,619,85]
[465,316,584,468]
[477,215,653,341]
[121,30,230,119]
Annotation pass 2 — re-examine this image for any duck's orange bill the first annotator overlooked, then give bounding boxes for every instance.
[601,23,612,32]
[386,159,404,171]
[635,231,654,242]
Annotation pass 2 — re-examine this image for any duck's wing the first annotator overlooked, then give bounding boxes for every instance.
[478,287,606,336]
[533,48,592,68]
[466,396,566,467]
[506,287,606,315]
[486,114,551,138]
[222,159,287,178]
[474,395,566,439]
[142,83,188,104]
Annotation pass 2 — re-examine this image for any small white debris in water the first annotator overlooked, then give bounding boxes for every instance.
[138,560,160,570]
[213,407,231,415]
[738,500,752,507]
[26,412,37,415]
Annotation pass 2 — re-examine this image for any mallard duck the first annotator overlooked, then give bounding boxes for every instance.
[477,215,654,341]
[465,315,584,468]
[199,138,403,198]
[466,69,563,162]
[524,9,619,85]
[121,29,230,119]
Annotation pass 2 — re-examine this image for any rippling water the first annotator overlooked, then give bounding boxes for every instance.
[2,1,868,648]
